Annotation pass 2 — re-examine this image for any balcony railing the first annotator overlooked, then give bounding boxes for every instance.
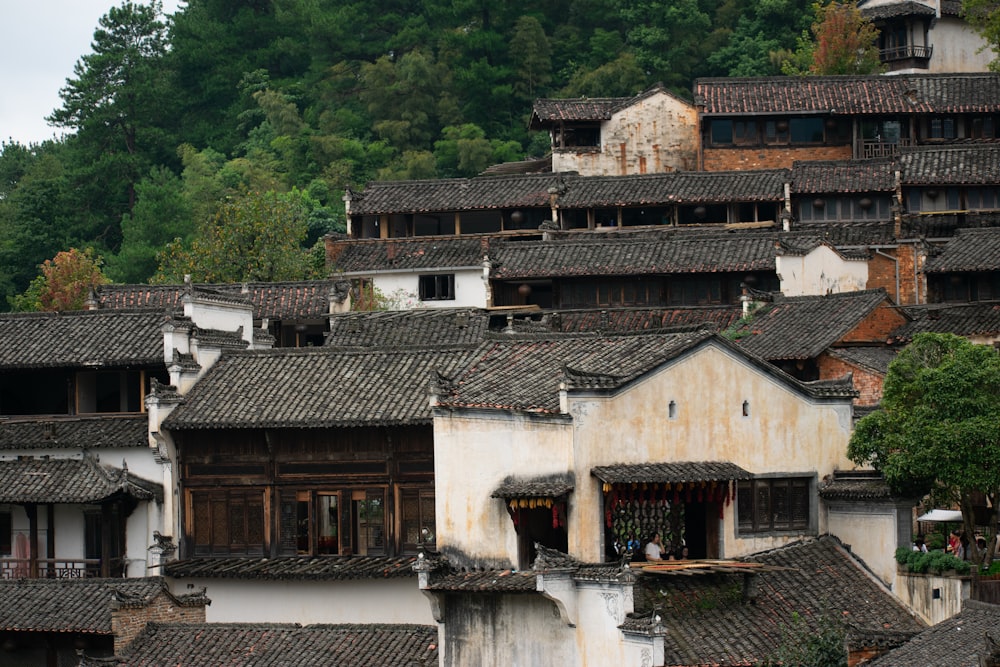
[879,44,933,62]
[0,558,112,579]
[858,137,915,159]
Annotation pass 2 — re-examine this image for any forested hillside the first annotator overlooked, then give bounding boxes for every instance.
[0,0,822,306]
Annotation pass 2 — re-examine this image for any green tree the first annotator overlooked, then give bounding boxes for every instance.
[781,1,881,75]
[614,0,712,89]
[758,611,847,667]
[510,16,552,103]
[963,0,1000,71]
[48,1,174,219]
[848,333,1000,565]
[10,248,110,312]
[154,190,318,283]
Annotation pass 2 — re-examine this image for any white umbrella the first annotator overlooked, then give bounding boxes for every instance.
[917,509,963,522]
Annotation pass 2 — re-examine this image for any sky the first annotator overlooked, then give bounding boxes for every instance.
[0,0,183,146]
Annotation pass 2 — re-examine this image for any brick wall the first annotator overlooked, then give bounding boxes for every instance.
[817,354,884,406]
[112,591,207,654]
[702,146,852,171]
[841,304,908,343]
[867,244,924,306]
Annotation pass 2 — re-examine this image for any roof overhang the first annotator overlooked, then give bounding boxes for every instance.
[591,461,752,485]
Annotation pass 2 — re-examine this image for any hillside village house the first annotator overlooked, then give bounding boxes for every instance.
[860,0,992,74]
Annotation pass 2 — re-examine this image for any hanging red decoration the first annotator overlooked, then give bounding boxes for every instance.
[553,504,560,529]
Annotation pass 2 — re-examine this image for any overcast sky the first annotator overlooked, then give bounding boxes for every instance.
[0,0,184,146]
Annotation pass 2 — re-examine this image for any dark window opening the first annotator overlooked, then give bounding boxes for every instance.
[928,117,957,140]
[400,488,436,554]
[558,125,600,148]
[710,120,733,145]
[789,118,824,144]
[190,489,265,556]
[419,274,455,301]
[0,510,10,556]
[514,503,568,570]
[353,490,385,556]
[558,279,662,308]
[737,478,810,533]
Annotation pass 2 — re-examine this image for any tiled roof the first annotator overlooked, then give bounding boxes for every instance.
[793,221,898,246]
[162,347,473,429]
[117,622,439,666]
[492,473,575,498]
[489,232,778,280]
[530,85,692,126]
[97,281,338,320]
[326,309,491,348]
[0,310,166,370]
[898,145,1000,185]
[639,536,924,666]
[924,227,1000,272]
[819,470,895,500]
[0,457,161,503]
[433,331,714,414]
[791,159,896,193]
[891,302,1000,341]
[556,170,786,207]
[731,289,894,360]
[0,414,148,450]
[592,462,752,484]
[696,73,1000,115]
[346,173,559,215]
[328,236,488,273]
[0,578,197,634]
[547,306,744,333]
[825,346,899,374]
[866,600,1000,667]
[164,555,417,580]
[426,569,539,592]
[860,0,937,20]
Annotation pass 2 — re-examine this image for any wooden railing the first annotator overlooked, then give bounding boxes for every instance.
[0,558,106,579]
[858,137,915,159]
[880,44,933,62]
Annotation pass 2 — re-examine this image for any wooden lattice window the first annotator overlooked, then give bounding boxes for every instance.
[737,478,810,534]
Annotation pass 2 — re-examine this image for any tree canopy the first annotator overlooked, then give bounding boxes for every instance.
[848,333,1000,563]
[9,248,110,312]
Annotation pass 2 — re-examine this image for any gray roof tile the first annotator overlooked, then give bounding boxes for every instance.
[825,346,900,374]
[899,145,1000,185]
[492,473,575,498]
[791,159,896,193]
[118,622,439,666]
[0,415,148,450]
[697,73,1000,115]
[0,578,195,634]
[820,470,895,500]
[0,310,166,370]
[924,227,1000,272]
[592,462,752,484]
[164,555,417,580]
[732,289,896,360]
[867,600,1000,667]
[328,236,488,272]
[162,347,473,429]
[556,170,786,207]
[892,302,1000,341]
[0,457,161,503]
[489,231,778,280]
[347,173,558,215]
[326,309,490,348]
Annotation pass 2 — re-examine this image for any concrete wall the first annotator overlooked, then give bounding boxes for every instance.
[893,570,969,625]
[825,501,910,586]
[371,269,487,309]
[777,246,869,297]
[168,577,434,625]
[552,90,698,176]
[434,340,854,565]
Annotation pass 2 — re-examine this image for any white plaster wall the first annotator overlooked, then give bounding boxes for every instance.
[893,571,969,625]
[552,91,698,176]
[53,505,84,560]
[184,297,255,345]
[777,246,869,297]
[928,18,993,73]
[826,506,899,585]
[373,269,487,309]
[434,414,573,563]
[574,581,640,666]
[168,578,434,624]
[435,340,854,565]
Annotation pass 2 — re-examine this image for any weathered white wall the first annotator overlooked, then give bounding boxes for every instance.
[777,246,869,297]
[893,570,969,625]
[435,340,854,566]
[825,502,903,586]
[169,578,434,624]
[928,18,992,73]
[434,414,573,563]
[552,90,698,176]
[372,269,487,309]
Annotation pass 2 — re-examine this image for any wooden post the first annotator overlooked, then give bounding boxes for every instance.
[26,504,38,579]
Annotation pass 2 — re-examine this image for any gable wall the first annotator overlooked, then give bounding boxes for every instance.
[702,145,852,172]
[553,92,698,176]
[867,244,923,305]
[112,592,206,654]
[842,303,909,342]
[776,246,869,297]
[371,268,487,309]
[816,354,885,406]
[928,18,993,73]
[570,343,854,561]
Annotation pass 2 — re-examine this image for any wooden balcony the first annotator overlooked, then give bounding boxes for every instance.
[0,557,122,579]
[858,137,915,159]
